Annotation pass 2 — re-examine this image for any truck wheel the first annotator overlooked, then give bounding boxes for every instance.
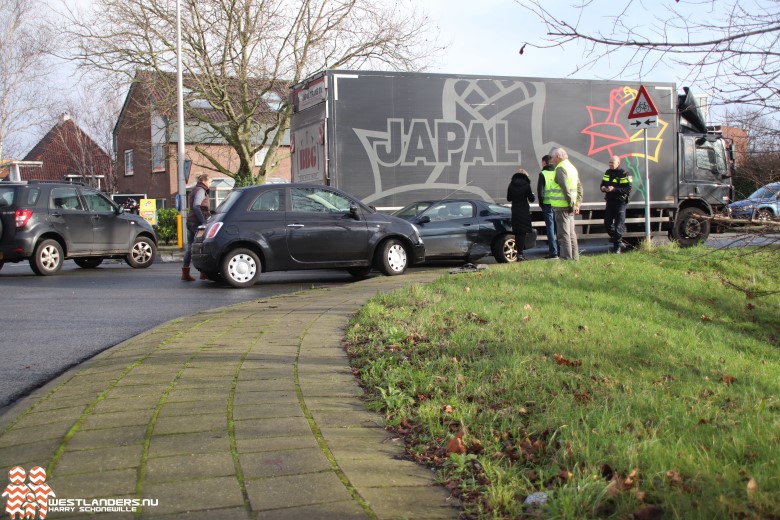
[492,234,518,263]
[127,236,156,268]
[74,257,104,269]
[377,239,408,276]
[221,248,260,288]
[672,207,710,247]
[30,239,64,276]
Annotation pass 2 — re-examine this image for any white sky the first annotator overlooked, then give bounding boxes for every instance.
[422,0,684,83]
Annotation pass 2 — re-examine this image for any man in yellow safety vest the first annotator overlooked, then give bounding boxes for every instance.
[548,148,583,260]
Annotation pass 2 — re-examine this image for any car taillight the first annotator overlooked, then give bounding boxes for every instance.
[15,209,33,228]
[205,222,223,239]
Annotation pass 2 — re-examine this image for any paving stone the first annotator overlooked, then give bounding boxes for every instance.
[232,417,311,439]
[245,471,353,511]
[142,475,245,515]
[235,435,318,455]
[148,432,231,457]
[231,402,304,421]
[358,485,460,519]
[80,410,154,430]
[152,413,225,435]
[50,468,138,499]
[55,444,144,476]
[239,447,331,478]
[144,452,236,483]
[253,500,367,520]
[66,427,146,451]
[337,458,438,488]
[0,438,61,470]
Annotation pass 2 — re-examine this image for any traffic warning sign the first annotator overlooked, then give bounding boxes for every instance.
[627,85,659,119]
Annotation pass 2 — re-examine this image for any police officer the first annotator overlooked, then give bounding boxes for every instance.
[600,155,632,254]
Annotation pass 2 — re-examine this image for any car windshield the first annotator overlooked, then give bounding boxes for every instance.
[487,203,511,215]
[749,185,780,200]
[393,201,435,219]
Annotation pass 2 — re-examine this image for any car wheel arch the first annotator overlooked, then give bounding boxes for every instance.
[35,233,68,257]
[218,240,267,273]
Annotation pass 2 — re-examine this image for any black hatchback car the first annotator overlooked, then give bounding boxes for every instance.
[0,181,157,275]
[191,183,425,288]
[393,199,536,263]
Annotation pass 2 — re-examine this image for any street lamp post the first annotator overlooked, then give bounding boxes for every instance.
[176,0,187,250]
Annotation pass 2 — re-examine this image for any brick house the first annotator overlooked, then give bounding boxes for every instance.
[113,71,291,209]
[19,114,112,190]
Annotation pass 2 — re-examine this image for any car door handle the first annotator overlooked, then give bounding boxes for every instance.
[287,224,304,228]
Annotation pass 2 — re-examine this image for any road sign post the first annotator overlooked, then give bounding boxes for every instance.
[625,85,660,242]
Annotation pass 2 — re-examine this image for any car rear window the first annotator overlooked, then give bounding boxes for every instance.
[0,188,15,206]
[215,190,242,214]
[0,186,40,206]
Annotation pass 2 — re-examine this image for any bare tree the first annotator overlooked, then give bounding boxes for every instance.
[61,0,441,186]
[515,0,780,119]
[0,0,57,161]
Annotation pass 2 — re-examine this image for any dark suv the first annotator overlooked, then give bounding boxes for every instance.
[0,181,158,275]
[191,183,425,288]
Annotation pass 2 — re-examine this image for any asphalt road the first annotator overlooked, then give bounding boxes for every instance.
[0,259,367,410]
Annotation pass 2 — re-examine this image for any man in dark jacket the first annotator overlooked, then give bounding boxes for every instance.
[600,156,632,254]
[507,168,535,261]
[536,155,558,258]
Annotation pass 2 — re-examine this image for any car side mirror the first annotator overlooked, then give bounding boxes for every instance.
[349,205,360,220]
[418,215,431,224]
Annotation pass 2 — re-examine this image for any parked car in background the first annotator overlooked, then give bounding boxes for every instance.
[191,183,425,288]
[0,181,157,275]
[727,182,780,221]
[392,199,536,263]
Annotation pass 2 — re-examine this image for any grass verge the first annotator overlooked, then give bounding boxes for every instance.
[345,246,780,519]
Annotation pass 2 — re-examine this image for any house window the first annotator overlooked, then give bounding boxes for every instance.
[254,148,268,166]
[151,144,165,172]
[124,150,134,176]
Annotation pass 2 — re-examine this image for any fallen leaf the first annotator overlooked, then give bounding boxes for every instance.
[464,286,471,293]
[553,353,582,367]
[747,477,758,497]
[443,404,454,414]
[701,315,713,322]
[578,325,589,332]
[746,303,755,310]
[446,430,467,454]
[722,374,737,385]
[522,315,531,322]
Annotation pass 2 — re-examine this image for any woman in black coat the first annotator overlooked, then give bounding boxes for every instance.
[506,168,535,260]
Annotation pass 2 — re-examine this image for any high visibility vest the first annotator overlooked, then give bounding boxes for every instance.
[550,160,579,208]
[541,169,558,205]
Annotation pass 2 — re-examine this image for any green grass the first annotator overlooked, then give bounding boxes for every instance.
[344,246,780,519]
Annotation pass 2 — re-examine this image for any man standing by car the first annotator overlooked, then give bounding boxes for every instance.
[537,154,559,259]
[182,174,212,281]
[600,155,632,254]
[549,148,582,261]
